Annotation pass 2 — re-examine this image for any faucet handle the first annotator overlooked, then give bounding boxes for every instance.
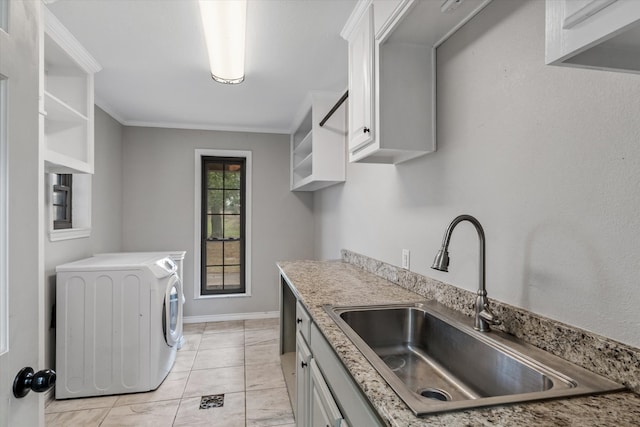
[479,308,501,326]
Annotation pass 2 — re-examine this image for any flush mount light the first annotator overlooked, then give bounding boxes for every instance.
[198,0,247,84]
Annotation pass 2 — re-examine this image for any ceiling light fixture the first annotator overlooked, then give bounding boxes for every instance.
[198,0,247,84]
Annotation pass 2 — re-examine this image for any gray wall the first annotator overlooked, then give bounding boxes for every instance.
[313,0,640,348]
[121,127,314,318]
[45,106,123,370]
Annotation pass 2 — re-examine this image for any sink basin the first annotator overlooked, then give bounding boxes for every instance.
[325,301,624,415]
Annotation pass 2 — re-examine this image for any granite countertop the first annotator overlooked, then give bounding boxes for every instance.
[277,260,640,427]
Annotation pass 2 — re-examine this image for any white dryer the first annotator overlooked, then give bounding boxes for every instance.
[55,253,183,399]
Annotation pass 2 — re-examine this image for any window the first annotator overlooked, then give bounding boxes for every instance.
[201,156,246,295]
[52,174,72,229]
[48,173,91,241]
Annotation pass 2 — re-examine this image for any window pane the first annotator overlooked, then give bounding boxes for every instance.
[224,216,240,239]
[52,190,65,206]
[206,215,223,239]
[55,206,66,220]
[205,241,223,266]
[224,240,240,265]
[206,163,224,189]
[225,165,241,189]
[224,266,241,289]
[224,190,241,214]
[207,190,224,214]
[205,266,223,290]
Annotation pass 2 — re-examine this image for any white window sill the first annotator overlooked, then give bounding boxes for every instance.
[194,292,252,300]
[49,227,91,242]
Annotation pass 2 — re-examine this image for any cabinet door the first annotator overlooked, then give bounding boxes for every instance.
[309,359,344,427]
[295,332,312,427]
[347,5,374,154]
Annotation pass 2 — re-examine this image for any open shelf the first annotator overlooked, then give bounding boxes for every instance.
[290,92,346,191]
[42,7,100,174]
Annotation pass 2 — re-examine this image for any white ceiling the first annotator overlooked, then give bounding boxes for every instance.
[47,0,357,134]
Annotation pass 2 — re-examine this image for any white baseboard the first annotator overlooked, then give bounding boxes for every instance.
[183,310,279,324]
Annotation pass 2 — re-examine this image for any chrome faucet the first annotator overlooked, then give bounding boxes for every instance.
[431,214,501,332]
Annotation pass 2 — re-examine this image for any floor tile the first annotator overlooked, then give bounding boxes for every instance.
[246,362,286,391]
[245,318,279,331]
[183,366,245,398]
[199,331,245,350]
[173,350,197,372]
[245,328,279,347]
[45,395,118,413]
[45,316,287,426]
[246,387,294,427]
[45,408,109,426]
[192,346,244,370]
[179,334,202,351]
[101,399,180,426]
[173,393,245,427]
[245,343,281,366]
[113,371,188,407]
[204,320,244,334]
[182,322,206,335]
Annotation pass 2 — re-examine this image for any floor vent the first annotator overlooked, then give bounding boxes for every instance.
[200,394,224,409]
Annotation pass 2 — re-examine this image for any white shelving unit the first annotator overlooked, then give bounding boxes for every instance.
[42,7,101,174]
[290,92,346,191]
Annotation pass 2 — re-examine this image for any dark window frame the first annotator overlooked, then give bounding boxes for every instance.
[200,156,246,295]
[52,174,72,230]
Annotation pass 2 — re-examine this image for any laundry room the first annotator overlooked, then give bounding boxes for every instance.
[2,0,640,426]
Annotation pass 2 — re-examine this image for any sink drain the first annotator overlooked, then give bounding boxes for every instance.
[418,388,451,402]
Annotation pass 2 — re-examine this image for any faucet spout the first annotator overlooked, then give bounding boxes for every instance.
[431,215,500,332]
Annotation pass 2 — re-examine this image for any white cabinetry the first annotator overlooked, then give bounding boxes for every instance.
[279,276,383,427]
[546,0,640,73]
[342,0,491,164]
[345,5,375,155]
[41,7,101,174]
[290,92,346,191]
[309,359,347,427]
[295,332,312,426]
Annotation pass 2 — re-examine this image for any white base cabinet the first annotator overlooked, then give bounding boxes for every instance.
[546,0,640,73]
[279,275,383,427]
[310,359,348,427]
[296,332,312,426]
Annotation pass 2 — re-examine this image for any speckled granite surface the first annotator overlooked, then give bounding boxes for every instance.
[277,258,640,427]
[342,249,640,395]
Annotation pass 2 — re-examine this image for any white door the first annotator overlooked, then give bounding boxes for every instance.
[0,1,46,427]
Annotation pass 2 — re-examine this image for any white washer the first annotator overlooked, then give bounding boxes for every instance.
[55,253,183,399]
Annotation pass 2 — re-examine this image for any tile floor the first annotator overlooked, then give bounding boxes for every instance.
[45,318,295,427]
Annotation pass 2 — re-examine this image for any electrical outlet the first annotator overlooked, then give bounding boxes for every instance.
[402,249,410,270]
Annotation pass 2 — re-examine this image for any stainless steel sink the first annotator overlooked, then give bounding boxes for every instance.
[325,301,624,415]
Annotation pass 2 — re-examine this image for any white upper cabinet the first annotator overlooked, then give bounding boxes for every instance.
[344,5,375,156]
[290,92,346,191]
[546,0,640,73]
[342,0,492,164]
[373,0,405,38]
[42,7,101,174]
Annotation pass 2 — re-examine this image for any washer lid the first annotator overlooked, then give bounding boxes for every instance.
[55,252,169,272]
